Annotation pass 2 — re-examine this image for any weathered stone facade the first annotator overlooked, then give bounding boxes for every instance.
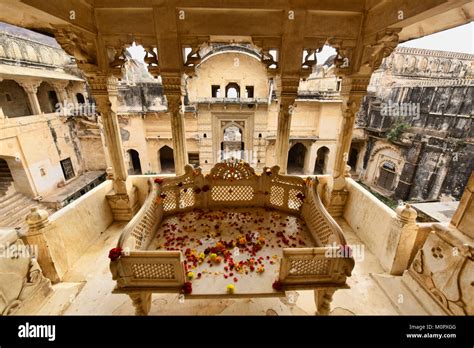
[353,47,473,202]
[0,23,106,229]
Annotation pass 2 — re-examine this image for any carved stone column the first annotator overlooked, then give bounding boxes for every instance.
[51,81,69,101]
[169,97,188,176]
[129,291,152,315]
[275,77,299,174]
[275,103,293,173]
[162,72,188,175]
[326,77,368,216]
[314,288,336,315]
[51,81,70,115]
[90,74,138,221]
[18,81,42,115]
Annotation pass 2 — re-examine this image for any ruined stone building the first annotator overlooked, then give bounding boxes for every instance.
[350,46,473,202]
[0,1,472,321]
[0,22,106,230]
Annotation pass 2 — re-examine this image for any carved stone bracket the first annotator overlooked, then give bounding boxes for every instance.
[183,46,202,77]
[261,48,279,71]
[363,29,401,71]
[54,26,97,66]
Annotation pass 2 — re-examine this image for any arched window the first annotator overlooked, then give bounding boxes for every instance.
[288,143,307,174]
[377,161,396,191]
[76,93,86,104]
[314,146,330,174]
[159,146,175,173]
[37,82,59,113]
[127,149,142,175]
[225,83,240,98]
[0,80,32,117]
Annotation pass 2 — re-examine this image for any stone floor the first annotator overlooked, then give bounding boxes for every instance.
[36,217,400,315]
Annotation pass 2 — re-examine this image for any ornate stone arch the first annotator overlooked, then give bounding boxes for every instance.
[369,143,402,162]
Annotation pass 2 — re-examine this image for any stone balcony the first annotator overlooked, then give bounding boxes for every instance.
[3,169,469,315]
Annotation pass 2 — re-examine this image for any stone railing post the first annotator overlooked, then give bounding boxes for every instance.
[387,204,418,275]
[23,207,65,283]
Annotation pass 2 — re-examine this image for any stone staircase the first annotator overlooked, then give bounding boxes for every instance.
[0,162,55,232]
[0,191,55,232]
[0,160,14,196]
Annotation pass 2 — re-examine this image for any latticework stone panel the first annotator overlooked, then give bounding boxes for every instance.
[270,186,284,206]
[162,190,177,211]
[210,185,254,201]
[131,263,175,279]
[130,197,158,249]
[289,258,330,276]
[288,188,304,210]
[305,197,333,245]
[179,188,195,208]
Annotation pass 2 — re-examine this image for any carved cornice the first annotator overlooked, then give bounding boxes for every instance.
[394,46,474,60]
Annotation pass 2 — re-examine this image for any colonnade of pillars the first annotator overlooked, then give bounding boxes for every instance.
[0,78,85,119]
[93,72,367,220]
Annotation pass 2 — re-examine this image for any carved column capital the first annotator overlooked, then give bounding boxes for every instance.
[18,80,41,94]
[50,80,69,90]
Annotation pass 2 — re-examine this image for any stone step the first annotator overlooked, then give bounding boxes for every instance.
[0,192,23,209]
[0,195,31,215]
[0,201,35,227]
[0,179,12,185]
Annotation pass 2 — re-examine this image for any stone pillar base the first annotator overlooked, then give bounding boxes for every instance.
[326,189,349,218]
[106,185,140,222]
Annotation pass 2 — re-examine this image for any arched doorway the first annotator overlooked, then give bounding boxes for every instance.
[377,161,397,191]
[348,147,359,172]
[159,146,175,173]
[37,82,59,113]
[287,143,306,174]
[314,146,330,174]
[76,93,86,104]
[127,149,142,175]
[221,125,243,160]
[0,158,14,196]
